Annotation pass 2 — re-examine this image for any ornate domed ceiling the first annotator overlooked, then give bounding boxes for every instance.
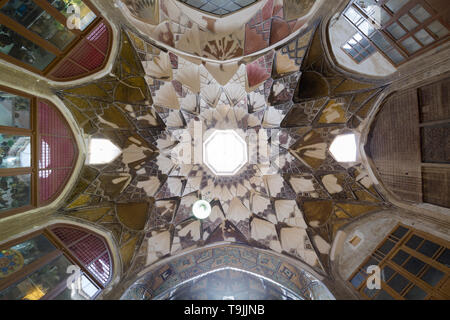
[0,0,448,302]
[54,0,391,288]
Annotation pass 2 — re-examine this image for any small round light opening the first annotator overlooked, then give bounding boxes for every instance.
[192,200,211,219]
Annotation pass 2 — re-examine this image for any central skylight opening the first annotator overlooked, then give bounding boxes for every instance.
[203,130,248,176]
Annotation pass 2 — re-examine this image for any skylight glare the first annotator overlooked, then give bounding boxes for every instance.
[329,134,357,162]
[87,138,122,165]
[203,130,248,176]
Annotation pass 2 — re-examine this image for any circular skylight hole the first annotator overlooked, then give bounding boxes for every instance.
[192,200,211,219]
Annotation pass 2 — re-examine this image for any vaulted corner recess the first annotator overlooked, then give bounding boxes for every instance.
[0,0,112,81]
[367,76,450,208]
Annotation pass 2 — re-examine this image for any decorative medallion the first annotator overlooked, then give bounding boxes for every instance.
[0,249,24,278]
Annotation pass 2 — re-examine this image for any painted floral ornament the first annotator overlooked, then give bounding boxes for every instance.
[0,249,24,278]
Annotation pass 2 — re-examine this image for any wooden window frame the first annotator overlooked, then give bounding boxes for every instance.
[341,32,377,64]
[344,0,450,66]
[0,224,112,300]
[0,84,78,219]
[348,223,450,300]
[0,0,112,80]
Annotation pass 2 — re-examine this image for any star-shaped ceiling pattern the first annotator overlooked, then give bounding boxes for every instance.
[55,20,391,280]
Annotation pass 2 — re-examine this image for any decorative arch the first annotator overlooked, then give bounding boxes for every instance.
[121,244,335,300]
[365,75,450,209]
[0,85,78,218]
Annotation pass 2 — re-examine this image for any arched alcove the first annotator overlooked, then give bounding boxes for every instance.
[121,244,335,300]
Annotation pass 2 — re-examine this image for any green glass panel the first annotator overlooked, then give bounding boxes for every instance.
[0,0,76,50]
[0,90,30,129]
[0,134,31,168]
[0,174,31,212]
[0,24,55,70]
[0,255,72,300]
[8,234,56,268]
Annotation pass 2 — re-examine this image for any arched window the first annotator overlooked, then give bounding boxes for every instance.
[343,0,449,66]
[0,0,111,81]
[0,224,113,300]
[348,223,449,300]
[0,85,78,218]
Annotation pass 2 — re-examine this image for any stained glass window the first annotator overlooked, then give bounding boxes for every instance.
[349,224,450,300]
[0,86,77,217]
[0,0,110,79]
[0,226,112,300]
[345,0,449,66]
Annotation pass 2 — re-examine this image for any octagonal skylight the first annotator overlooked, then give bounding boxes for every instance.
[203,130,248,176]
[329,133,357,162]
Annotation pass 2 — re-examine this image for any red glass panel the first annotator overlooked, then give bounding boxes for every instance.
[50,21,109,80]
[51,227,87,246]
[38,101,77,203]
[39,101,72,136]
[50,60,87,79]
[69,234,106,265]
[51,226,112,286]
[87,22,109,54]
[70,40,105,71]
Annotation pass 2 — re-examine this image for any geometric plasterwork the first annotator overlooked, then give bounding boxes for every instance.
[53,4,391,284]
